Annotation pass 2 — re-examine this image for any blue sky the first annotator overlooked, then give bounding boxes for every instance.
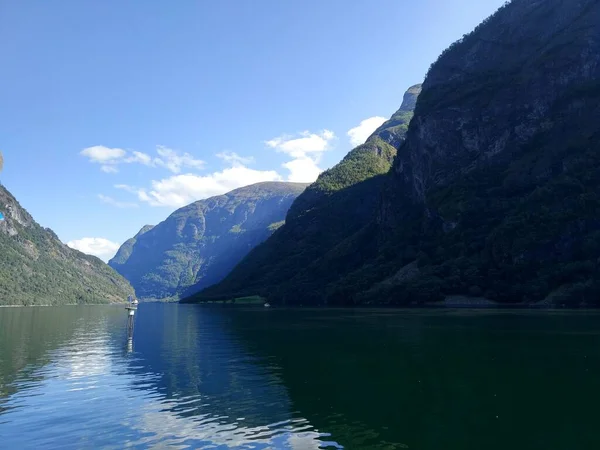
[0,0,506,261]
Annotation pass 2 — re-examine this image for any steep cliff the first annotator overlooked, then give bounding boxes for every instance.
[186,85,421,303]
[347,0,600,306]
[0,185,134,306]
[109,224,154,268]
[192,0,600,307]
[109,182,308,300]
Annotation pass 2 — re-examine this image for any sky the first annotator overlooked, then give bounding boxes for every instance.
[0,0,507,261]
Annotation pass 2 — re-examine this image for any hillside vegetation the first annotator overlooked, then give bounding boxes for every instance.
[0,185,133,306]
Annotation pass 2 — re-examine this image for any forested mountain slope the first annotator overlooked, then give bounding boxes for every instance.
[0,185,134,306]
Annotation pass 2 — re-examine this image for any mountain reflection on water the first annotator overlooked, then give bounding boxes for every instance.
[2,304,600,449]
[0,304,342,449]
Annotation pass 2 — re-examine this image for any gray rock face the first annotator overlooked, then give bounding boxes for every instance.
[109,182,308,300]
[369,0,600,305]
[385,0,600,221]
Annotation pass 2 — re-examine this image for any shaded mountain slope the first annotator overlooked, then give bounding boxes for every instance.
[109,182,308,300]
[364,0,600,306]
[0,185,133,306]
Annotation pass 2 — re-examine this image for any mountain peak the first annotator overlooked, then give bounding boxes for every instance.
[398,84,422,112]
[367,83,421,147]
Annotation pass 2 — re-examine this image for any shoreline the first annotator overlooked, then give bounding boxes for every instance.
[0,302,127,308]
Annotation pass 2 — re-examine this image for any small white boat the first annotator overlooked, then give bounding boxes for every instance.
[264,302,271,308]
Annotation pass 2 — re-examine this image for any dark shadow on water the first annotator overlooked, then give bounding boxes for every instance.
[3,304,600,449]
[211,306,600,450]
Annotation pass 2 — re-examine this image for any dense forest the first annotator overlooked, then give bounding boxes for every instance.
[0,185,133,306]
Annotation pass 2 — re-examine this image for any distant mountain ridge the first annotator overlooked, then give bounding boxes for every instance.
[109,182,308,300]
[0,184,134,306]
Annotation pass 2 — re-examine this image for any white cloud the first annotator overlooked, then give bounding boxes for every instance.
[124,151,154,166]
[80,146,126,163]
[265,130,335,158]
[347,116,387,147]
[154,145,205,173]
[282,157,322,183]
[101,165,119,174]
[67,237,121,262]
[98,194,139,209]
[117,166,282,208]
[265,130,335,182]
[216,151,254,166]
[81,145,204,174]
[114,183,136,193]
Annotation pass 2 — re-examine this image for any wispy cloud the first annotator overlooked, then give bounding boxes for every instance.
[81,146,126,163]
[98,194,139,209]
[101,165,119,174]
[266,130,335,158]
[153,146,205,173]
[67,237,121,262]
[116,166,282,208]
[282,157,321,183]
[89,127,336,209]
[81,145,205,174]
[216,151,255,166]
[265,129,335,182]
[347,116,387,147]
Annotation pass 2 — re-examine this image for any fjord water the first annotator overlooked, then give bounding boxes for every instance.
[1,305,600,449]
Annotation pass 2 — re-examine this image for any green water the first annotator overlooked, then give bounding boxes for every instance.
[1,304,599,449]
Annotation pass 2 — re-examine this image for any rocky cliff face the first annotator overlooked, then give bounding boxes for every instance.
[0,185,134,305]
[386,0,600,217]
[109,182,308,300]
[370,0,600,306]
[187,85,420,303]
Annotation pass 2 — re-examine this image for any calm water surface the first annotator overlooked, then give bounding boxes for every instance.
[1,304,600,449]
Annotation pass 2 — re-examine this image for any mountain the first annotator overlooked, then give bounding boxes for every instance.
[0,185,134,306]
[109,182,308,300]
[364,0,600,307]
[184,84,421,303]
[109,224,154,268]
[189,0,600,307]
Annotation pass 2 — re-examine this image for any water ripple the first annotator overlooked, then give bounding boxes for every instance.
[0,305,343,449]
